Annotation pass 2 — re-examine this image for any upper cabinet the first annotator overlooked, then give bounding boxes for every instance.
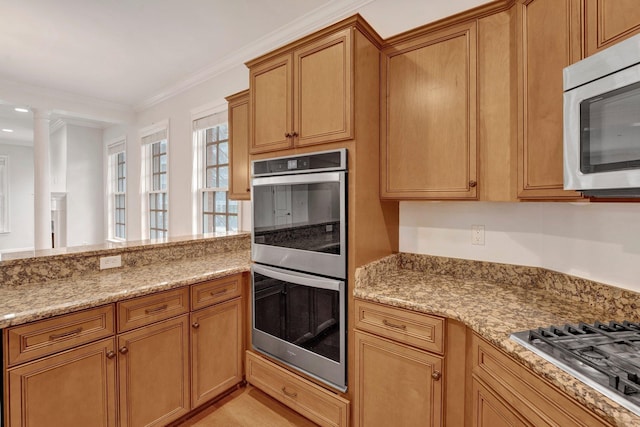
[516,0,583,199]
[248,27,355,154]
[226,90,251,200]
[381,21,478,200]
[585,0,640,56]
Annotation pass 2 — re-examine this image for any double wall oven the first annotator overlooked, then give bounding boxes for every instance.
[251,149,348,391]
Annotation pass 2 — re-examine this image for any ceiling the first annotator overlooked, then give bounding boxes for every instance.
[0,0,490,145]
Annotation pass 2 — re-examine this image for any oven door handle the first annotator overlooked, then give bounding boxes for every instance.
[252,264,343,292]
[252,171,344,187]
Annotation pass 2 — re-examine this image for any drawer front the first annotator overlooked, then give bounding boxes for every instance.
[6,305,115,367]
[354,299,444,354]
[245,351,349,427]
[191,274,242,310]
[471,334,612,427]
[117,287,189,332]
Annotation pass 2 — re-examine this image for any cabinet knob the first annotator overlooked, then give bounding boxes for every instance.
[284,132,292,138]
[119,346,129,355]
[192,322,200,329]
[106,351,116,359]
[246,188,250,192]
[469,180,477,188]
[431,371,442,381]
[291,131,298,137]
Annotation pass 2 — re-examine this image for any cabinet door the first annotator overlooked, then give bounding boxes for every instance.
[472,378,529,427]
[118,315,190,427]
[517,0,582,199]
[7,338,117,427]
[250,54,293,154]
[354,330,443,427]
[381,21,478,199]
[585,0,640,56]
[191,297,243,408]
[227,90,251,200]
[293,28,353,147]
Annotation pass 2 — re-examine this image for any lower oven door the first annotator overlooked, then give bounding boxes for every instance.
[251,263,346,391]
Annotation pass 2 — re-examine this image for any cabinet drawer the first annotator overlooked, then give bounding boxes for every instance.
[5,305,115,367]
[117,287,189,332]
[246,351,349,427]
[354,299,444,354]
[191,274,242,310]
[471,334,612,427]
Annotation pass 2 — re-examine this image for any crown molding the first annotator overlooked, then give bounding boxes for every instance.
[49,119,66,134]
[134,0,376,112]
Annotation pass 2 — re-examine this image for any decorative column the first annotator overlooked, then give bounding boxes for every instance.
[32,108,52,250]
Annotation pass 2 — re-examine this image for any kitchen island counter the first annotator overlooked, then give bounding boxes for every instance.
[354,253,640,427]
[0,234,251,329]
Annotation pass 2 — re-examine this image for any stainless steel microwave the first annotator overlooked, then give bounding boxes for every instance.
[564,33,640,197]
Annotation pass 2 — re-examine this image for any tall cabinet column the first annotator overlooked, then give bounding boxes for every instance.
[32,108,52,250]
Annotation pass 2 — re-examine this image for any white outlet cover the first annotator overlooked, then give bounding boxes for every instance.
[100,255,122,270]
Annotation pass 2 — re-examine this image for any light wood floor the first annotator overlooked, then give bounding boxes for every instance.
[177,386,318,426]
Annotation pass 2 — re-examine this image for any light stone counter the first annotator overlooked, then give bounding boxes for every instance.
[354,253,640,427]
[0,233,251,328]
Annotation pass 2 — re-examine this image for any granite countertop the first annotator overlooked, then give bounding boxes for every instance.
[354,253,640,427]
[0,249,251,329]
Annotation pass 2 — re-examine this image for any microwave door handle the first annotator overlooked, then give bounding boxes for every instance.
[252,264,342,292]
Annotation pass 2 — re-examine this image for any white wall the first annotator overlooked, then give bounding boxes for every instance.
[0,142,34,252]
[50,126,67,193]
[400,202,640,292]
[65,124,104,247]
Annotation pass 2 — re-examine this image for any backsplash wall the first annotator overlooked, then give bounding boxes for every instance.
[399,201,640,293]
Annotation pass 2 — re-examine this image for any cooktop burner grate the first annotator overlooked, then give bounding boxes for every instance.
[511,320,640,415]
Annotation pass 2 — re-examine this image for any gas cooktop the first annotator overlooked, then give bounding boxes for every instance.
[511,321,640,416]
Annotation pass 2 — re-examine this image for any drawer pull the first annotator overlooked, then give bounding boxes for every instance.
[145,304,168,314]
[49,327,83,340]
[210,289,228,297]
[106,351,116,359]
[432,371,442,381]
[282,387,297,398]
[383,319,407,330]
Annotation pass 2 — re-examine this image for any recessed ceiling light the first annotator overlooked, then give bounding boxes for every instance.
[2,129,14,133]
[14,107,29,113]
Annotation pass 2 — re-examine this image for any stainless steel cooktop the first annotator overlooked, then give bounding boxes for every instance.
[511,321,640,416]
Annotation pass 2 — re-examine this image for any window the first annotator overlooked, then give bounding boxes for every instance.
[141,124,169,239]
[107,142,126,240]
[193,112,238,234]
[0,156,8,233]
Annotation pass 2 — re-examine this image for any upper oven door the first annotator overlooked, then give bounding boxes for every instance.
[564,62,640,192]
[252,170,347,279]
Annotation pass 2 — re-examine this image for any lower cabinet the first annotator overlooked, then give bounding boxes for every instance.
[117,315,191,427]
[353,330,443,427]
[191,297,243,408]
[7,338,118,427]
[471,333,613,427]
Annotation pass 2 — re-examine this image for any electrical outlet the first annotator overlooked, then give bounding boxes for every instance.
[100,255,122,270]
[471,225,485,246]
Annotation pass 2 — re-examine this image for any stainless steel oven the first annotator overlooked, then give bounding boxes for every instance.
[251,149,347,279]
[250,149,348,391]
[252,264,346,391]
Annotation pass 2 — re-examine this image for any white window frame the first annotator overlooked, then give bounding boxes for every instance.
[106,139,126,242]
[140,120,169,240]
[0,156,9,233]
[191,104,239,234]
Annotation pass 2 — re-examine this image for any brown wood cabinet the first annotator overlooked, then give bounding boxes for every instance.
[248,19,365,154]
[381,21,478,199]
[585,0,640,56]
[190,297,243,408]
[118,315,190,427]
[516,0,583,199]
[471,333,613,426]
[6,338,118,427]
[472,378,527,427]
[354,330,443,427]
[226,90,251,200]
